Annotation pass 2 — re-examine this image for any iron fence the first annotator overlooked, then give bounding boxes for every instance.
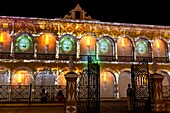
[0,84,66,103]
[132,85,170,99]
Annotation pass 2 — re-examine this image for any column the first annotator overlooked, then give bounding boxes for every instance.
[65,72,78,113]
[150,73,165,112]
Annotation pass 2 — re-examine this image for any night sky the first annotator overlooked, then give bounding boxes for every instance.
[0,0,170,26]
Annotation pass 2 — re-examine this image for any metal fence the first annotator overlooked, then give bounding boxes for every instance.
[0,84,66,103]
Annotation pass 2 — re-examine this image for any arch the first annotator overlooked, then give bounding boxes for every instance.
[0,30,12,53]
[100,68,118,98]
[135,37,151,57]
[100,70,116,98]
[80,34,96,55]
[118,70,131,98]
[153,38,168,57]
[14,32,34,53]
[55,66,70,86]
[97,36,115,56]
[57,70,68,86]
[0,66,10,85]
[36,70,55,85]
[117,35,133,56]
[155,36,169,44]
[12,66,34,85]
[59,34,76,54]
[37,32,56,54]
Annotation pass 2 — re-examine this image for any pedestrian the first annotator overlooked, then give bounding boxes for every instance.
[127,84,133,111]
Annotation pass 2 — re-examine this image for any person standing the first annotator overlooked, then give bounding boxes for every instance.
[127,84,133,111]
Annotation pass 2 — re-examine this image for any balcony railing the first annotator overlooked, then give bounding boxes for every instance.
[154,57,169,63]
[37,53,56,60]
[118,56,134,62]
[0,52,12,59]
[136,56,152,62]
[79,55,96,61]
[0,85,66,103]
[15,53,34,59]
[98,55,116,62]
[0,52,169,63]
[58,54,76,61]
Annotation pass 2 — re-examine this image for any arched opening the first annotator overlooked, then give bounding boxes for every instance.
[0,66,10,85]
[11,70,33,85]
[79,35,96,61]
[118,71,131,98]
[57,71,68,88]
[36,70,55,85]
[100,71,115,98]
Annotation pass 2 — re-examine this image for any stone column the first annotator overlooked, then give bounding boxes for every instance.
[65,72,78,113]
[150,73,165,112]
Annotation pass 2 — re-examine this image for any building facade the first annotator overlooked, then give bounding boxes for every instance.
[0,4,170,99]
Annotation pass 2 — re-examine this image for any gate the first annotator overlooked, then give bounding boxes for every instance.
[131,59,152,112]
[77,56,100,113]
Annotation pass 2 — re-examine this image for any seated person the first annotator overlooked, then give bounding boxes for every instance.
[40,88,48,103]
[56,90,64,102]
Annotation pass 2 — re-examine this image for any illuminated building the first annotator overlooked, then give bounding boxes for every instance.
[0,4,170,99]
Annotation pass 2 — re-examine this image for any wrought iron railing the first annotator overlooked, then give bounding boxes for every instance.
[58,54,76,61]
[136,56,152,62]
[0,84,66,103]
[98,55,116,62]
[118,56,134,62]
[0,52,12,59]
[133,85,170,99]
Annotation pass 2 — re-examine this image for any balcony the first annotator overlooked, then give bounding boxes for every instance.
[0,85,66,103]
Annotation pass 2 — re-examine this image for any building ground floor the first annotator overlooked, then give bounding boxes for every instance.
[0,61,170,99]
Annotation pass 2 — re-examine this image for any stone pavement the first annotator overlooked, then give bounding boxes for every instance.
[0,99,156,113]
[100,99,150,113]
[100,99,128,113]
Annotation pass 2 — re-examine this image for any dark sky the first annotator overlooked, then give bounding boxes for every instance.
[0,0,170,26]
